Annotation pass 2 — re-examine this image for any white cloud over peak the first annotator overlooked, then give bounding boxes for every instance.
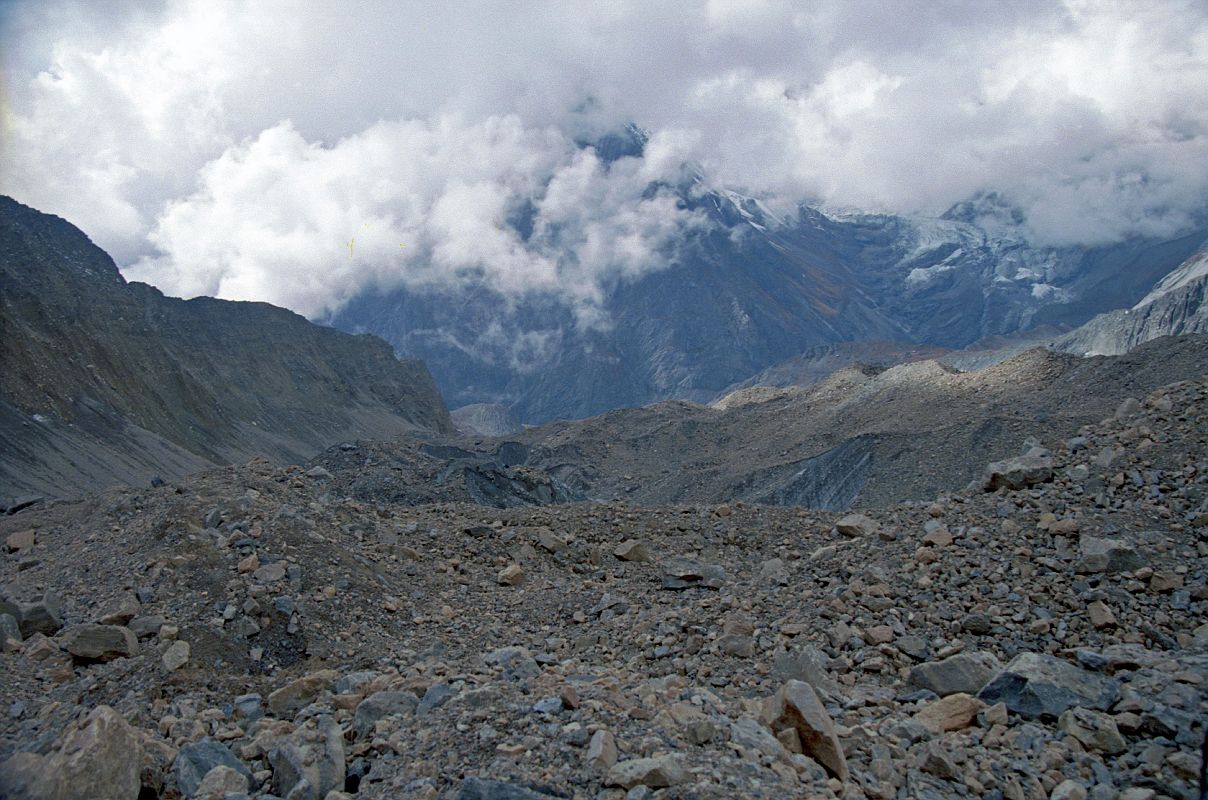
[2,0,1207,316]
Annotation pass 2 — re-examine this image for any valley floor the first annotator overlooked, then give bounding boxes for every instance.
[1,376,1206,799]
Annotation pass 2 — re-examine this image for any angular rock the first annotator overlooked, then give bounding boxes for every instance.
[614,539,651,562]
[606,755,688,789]
[730,717,787,758]
[496,564,525,586]
[267,669,338,717]
[4,529,34,553]
[762,679,848,782]
[0,612,21,644]
[661,557,726,590]
[907,651,1001,697]
[175,739,252,798]
[978,653,1120,719]
[58,624,139,662]
[1075,537,1143,574]
[457,777,562,799]
[1057,707,1127,754]
[162,639,190,672]
[194,765,248,800]
[18,592,61,637]
[983,454,1053,491]
[0,706,141,800]
[834,513,878,537]
[127,614,166,639]
[912,693,985,733]
[269,715,344,800]
[353,691,418,737]
[253,561,287,583]
[586,729,617,771]
[96,595,140,625]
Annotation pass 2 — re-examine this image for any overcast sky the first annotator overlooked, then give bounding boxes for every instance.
[2,0,1206,318]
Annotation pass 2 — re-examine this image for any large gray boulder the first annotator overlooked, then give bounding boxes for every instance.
[978,652,1120,719]
[907,651,1001,697]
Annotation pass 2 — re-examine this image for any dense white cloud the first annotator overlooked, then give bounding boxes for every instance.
[1,0,1206,315]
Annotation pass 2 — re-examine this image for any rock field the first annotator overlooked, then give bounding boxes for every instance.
[2,375,1207,799]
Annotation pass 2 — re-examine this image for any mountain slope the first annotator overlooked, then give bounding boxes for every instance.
[1052,245,1208,357]
[0,196,453,502]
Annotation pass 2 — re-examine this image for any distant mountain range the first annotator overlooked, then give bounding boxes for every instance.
[0,196,451,504]
[327,128,1208,423]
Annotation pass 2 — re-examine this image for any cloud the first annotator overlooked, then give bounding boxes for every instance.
[2,0,1207,315]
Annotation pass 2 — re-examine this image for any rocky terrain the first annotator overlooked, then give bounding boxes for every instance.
[470,335,1208,511]
[0,196,452,504]
[1,364,1206,799]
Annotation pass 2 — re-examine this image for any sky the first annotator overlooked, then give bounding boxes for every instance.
[2,0,1207,319]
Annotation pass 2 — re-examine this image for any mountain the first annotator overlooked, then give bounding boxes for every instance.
[1052,244,1208,357]
[328,131,1207,423]
[0,196,452,503]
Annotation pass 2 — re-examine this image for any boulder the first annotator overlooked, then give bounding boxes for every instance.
[606,755,688,789]
[269,715,345,800]
[912,693,985,733]
[58,624,139,662]
[907,651,1001,697]
[353,691,418,737]
[1058,707,1127,754]
[175,739,253,798]
[18,592,61,637]
[267,669,338,717]
[661,557,726,589]
[834,513,878,537]
[0,706,142,800]
[614,539,652,562]
[983,454,1053,490]
[1075,537,1144,574]
[978,653,1120,719]
[762,680,848,782]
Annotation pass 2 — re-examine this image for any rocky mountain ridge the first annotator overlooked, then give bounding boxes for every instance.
[0,196,453,505]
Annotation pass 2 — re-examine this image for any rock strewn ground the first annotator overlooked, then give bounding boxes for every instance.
[1,377,1206,799]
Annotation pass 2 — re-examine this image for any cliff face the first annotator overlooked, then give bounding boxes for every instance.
[0,196,452,501]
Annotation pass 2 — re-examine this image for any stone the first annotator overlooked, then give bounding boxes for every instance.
[865,625,893,645]
[267,669,339,717]
[535,529,568,554]
[0,612,21,644]
[730,717,786,758]
[175,739,253,798]
[614,539,651,562]
[1057,707,1127,754]
[127,615,166,639]
[253,561,287,583]
[716,632,755,657]
[660,557,726,589]
[496,564,525,586]
[162,639,190,671]
[269,715,344,800]
[18,592,61,637]
[96,595,140,625]
[586,729,617,771]
[606,755,688,789]
[667,702,716,745]
[912,693,985,733]
[834,513,878,537]
[907,651,1001,697]
[758,557,788,585]
[0,705,141,800]
[417,683,455,715]
[1148,571,1183,592]
[457,777,562,799]
[921,527,953,547]
[194,765,248,800]
[237,553,259,573]
[762,680,848,782]
[983,454,1053,490]
[353,691,418,737]
[5,530,35,553]
[772,645,838,692]
[1086,601,1116,629]
[918,741,959,780]
[978,653,1120,719]
[1050,780,1088,800]
[1075,537,1143,574]
[58,624,139,662]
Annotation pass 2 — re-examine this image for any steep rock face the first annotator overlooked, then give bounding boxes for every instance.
[1052,248,1208,357]
[0,196,452,500]
[450,404,522,437]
